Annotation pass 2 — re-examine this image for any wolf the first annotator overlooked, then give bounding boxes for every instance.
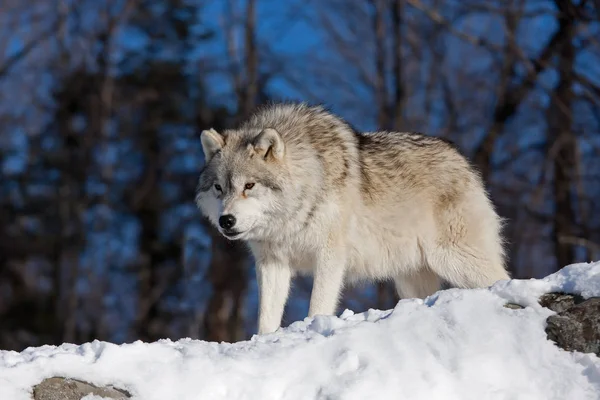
[195,103,510,335]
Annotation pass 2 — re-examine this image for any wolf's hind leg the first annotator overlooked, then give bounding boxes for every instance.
[426,245,509,289]
[394,268,441,299]
[429,200,509,289]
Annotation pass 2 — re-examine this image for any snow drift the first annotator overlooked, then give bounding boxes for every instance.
[1,262,600,400]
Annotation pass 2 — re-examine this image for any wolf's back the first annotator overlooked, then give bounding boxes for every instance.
[241,102,483,207]
[354,129,483,205]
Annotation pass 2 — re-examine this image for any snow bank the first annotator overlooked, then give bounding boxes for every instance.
[2,262,600,400]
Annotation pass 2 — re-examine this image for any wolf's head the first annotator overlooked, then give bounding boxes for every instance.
[195,127,290,241]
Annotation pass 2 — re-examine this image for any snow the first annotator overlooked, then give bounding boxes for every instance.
[82,396,114,400]
[1,262,600,400]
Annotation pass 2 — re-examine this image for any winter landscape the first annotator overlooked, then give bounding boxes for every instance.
[1,1,599,399]
[1,261,599,399]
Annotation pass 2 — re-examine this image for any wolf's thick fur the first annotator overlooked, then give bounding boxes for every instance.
[196,103,509,334]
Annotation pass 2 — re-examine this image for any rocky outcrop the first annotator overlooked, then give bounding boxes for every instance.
[505,292,600,357]
[539,292,586,313]
[33,377,130,400]
[541,293,600,356]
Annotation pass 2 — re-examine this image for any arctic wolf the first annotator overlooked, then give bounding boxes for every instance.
[196,103,509,334]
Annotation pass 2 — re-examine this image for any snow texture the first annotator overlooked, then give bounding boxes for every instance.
[1,262,600,400]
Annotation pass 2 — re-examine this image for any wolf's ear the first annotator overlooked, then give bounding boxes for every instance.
[200,128,225,161]
[253,128,285,161]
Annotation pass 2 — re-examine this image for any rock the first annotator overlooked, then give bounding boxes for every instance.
[33,377,130,400]
[539,292,585,313]
[540,293,600,357]
[503,303,524,310]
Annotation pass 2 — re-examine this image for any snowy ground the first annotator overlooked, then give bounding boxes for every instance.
[1,262,600,400]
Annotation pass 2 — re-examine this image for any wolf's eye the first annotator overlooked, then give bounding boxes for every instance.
[244,182,255,190]
[214,184,222,192]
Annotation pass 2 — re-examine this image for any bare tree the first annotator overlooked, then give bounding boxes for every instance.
[371,0,389,129]
[391,0,405,130]
[224,0,259,121]
[472,3,576,181]
[203,227,249,342]
[548,0,577,269]
[241,0,258,119]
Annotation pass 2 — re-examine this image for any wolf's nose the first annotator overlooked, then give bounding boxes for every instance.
[219,214,236,230]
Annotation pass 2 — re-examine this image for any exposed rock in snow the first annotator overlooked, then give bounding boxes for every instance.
[33,377,130,400]
[543,294,600,356]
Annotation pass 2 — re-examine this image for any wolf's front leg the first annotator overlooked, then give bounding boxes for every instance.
[256,261,292,334]
[308,245,346,318]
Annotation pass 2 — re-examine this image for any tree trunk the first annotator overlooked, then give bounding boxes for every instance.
[391,0,405,131]
[549,2,576,270]
[372,0,389,130]
[203,227,249,342]
[241,0,258,119]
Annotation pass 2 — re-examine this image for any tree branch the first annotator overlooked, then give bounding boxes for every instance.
[0,19,61,79]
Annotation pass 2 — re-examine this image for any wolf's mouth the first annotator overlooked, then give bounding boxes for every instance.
[222,230,245,240]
